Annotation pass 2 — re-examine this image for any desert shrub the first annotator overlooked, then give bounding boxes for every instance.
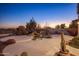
[72,37,79,45]
[0,28,16,34]
[60,24,66,29]
[67,28,77,36]
[69,36,79,49]
[32,32,38,40]
[4,39,16,45]
[53,31,60,34]
[20,52,28,56]
[15,26,27,35]
[32,37,37,40]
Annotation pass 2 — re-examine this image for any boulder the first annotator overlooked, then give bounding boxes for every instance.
[4,39,16,45]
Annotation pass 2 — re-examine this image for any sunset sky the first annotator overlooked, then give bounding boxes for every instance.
[0,3,78,28]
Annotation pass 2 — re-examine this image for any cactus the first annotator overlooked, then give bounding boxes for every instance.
[60,32,66,52]
[55,32,70,56]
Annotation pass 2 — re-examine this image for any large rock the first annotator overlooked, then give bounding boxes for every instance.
[20,52,28,56]
[4,39,16,46]
[0,39,16,56]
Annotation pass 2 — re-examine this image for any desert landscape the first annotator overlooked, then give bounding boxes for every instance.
[0,34,73,56]
[0,3,79,56]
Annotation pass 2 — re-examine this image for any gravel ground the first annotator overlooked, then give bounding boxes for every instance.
[1,35,76,56]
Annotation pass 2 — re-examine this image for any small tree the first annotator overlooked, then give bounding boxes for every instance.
[69,19,78,29]
[60,24,66,29]
[68,19,78,36]
[55,25,60,29]
[26,17,37,34]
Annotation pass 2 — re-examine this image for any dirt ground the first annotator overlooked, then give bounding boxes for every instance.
[1,35,77,56]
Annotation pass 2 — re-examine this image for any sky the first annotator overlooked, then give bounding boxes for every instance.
[0,3,78,28]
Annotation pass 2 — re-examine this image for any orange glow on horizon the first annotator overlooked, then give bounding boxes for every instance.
[40,22,70,28]
[0,22,70,28]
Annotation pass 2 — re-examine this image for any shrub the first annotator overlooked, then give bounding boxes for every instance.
[72,37,79,45]
[15,26,27,35]
[69,36,79,49]
[67,28,77,36]
[20,52,28,56]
